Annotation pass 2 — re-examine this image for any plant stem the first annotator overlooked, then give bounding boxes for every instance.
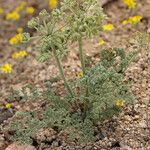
[78,36,86,74]
[51,45,74,97]
[78,36,90,121]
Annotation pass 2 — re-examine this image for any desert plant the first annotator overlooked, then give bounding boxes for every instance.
[11,0,138,145]
[8,84,39,101]
[23,0,105,97]
[9,47,136,144]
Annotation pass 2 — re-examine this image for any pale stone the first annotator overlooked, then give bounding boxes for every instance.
[5,143,36,150]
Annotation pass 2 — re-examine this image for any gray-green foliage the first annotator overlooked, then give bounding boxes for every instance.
[26,8,68,62]
[131,32,150,52]
[10,111,45,144]
[60,0,105,40]
[22,0,105,97]
[11,0,137,145]
[23,0,105,62]
[8,84,39,101]
[74,48,135,122]
[10,48,136,144]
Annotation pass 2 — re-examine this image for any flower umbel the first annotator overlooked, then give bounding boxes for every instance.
[1,64,12,74]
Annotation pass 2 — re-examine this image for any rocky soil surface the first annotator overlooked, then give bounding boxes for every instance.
[0,0,150,149]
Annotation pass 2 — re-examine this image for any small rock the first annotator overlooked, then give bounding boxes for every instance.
[121,145,132,150]
[139,120,147,128]
[5,143,36,150]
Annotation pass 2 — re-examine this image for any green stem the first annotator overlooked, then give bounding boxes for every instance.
[78,36,85,74]
[51,45,74,97]
[78,36,90,121]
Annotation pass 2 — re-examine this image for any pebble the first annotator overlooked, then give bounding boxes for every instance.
[5,143,36,150]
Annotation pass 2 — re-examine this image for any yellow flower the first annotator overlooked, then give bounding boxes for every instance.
[15,6,24,12]
[12,52,20,59]
[116,99,125,107]
[20,1,27,7]
[9,37,18,45]
[103,24,114,31]
[122,20,128,25]
[49,0,58,9]
[9,33,23,45]
[122,16,142,25]
[15,1,27,12]
[98,39,105,45]
[128,16,142,24]
[123,0,136,9]
[0,7,4,14]
[26,7,35,14]
[5,103,11,109]
[19,50,27,57]
[77,71,83,78]
[16,33,23,41]
[6,11,20,20]
[1,64,12,74]
[12,50,27,59]
[17,27,23,33]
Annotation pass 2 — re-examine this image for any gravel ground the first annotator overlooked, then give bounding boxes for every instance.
[0,0,150,149]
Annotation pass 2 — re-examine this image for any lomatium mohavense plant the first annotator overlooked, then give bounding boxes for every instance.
[11,0,138,144]
[24,0,105,97]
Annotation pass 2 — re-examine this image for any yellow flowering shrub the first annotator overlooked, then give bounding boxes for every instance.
[123,0,136,9]
[26,7,35,14]
[49,0,58,9]
[103,23,114,31]
[1,64,12,74]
